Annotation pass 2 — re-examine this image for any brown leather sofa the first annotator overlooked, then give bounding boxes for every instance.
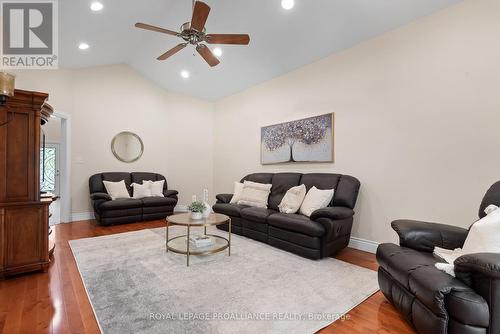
[377,181,500,334]
[89,172,178,225]
[213,172,360,259]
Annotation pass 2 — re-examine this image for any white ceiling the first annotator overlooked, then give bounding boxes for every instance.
[59,0,462,100]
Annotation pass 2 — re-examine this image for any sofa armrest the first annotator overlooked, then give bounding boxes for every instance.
[455,253,500,330]
[163,189,179,198]
[391,220,468,252]
[310,206,354,221]
[90,192,112,201]
[455,253,500,281]
[216,194,233,204]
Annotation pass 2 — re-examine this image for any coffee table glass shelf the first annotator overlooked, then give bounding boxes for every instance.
[166,213,231,266]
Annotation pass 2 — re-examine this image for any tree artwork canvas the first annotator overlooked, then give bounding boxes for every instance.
[261,113,334,164]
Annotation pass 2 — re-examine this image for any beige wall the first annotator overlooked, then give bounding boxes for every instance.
[10,0,499,243]
[43,117,61,142]
[14,65,214,215]
[214,0,500,244]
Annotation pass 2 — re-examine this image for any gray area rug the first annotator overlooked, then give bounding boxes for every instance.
[70,227,379,334]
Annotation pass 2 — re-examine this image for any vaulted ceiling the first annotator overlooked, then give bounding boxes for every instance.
[59,0,462,100]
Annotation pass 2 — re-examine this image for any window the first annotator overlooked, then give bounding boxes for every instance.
[40,147,57,193]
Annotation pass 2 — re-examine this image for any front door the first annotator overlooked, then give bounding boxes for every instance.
[40,142,60,196]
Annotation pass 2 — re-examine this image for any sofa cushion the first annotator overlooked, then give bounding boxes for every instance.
[299,186,334,217]
[230,182,244,204]
[377,243,440,290]
[103,180,131,200]
[300,173,340,193]
[212,203,248,217]
[142,197,177,207]
[100,207,142,218]
[241,173,274,185]
[268,173,302,210]
[269,226,321,249]
[102,172,132,194]
[333,175,361,209]
[238,181,272,208]
[131,172,167,189]
[131,182,152,199]
[241,207,277,223]
[99,198,143,210]
[478,180,500,219]
[278,184,307,214]
[268,213,325,237]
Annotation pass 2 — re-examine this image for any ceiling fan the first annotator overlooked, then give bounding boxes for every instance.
[135,0,250,67]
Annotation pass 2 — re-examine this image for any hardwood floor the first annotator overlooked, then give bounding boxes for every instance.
[0,220,415,334]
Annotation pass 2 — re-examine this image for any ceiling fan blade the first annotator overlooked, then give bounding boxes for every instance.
[157,43,187,60]
[196,44,220,67]
[190,1,210,32]
[205,34,250,45]
[135,22,179,37]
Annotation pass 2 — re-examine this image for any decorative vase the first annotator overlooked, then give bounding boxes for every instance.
[202,188,211,218]
[191,211,202,220]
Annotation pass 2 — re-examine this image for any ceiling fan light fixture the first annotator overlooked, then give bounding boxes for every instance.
[213,47,222,57]
[281,0,295,10]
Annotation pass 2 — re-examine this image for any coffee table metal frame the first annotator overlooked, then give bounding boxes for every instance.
[165,213,231,266]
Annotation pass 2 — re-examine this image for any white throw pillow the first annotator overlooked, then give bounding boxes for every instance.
[145,180,165,197]
[131,182,152,199]
[484,204,499,216]
[278,184,307,214]
[103,180,130,200]
[434,206,500,277]
[299,186,334,217]
[230,182,244,204]
[237,181,272,208]
[462,206,500,253]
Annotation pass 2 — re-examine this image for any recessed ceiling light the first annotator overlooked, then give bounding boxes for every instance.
[90,2,103,11]
[213,47,222,57]
[281,0,295,10]
[78,42,89,50]
[180,70,190,79]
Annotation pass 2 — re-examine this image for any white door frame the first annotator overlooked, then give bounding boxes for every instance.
[52,111,71,223]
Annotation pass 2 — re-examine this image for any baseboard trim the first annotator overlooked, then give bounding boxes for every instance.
[71,212,95,222]
[69,211,378,254]
[174,205,189,212]
[348,237,379,254]
[70,205,188,222]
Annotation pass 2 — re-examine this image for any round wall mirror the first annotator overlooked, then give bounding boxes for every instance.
[111,131,144,163]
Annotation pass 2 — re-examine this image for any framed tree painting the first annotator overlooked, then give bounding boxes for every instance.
[261,113,334,165]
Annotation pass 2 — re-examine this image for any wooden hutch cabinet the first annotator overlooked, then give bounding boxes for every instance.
[0,89,53,278]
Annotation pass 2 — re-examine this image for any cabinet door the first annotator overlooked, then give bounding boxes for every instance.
[1,109,37,203]
[0,208,4,271]
[5,206,45,267]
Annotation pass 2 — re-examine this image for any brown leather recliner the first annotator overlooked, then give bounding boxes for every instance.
[89,172,178,225]
[377,181,500,334]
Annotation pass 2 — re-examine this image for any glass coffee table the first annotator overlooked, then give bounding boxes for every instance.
[166,213,231,266]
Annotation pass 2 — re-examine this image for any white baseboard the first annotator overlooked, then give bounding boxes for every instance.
[174,205,189,212]
[69,210,379,254]
[70,205,188,222]
[348,237,379,254]
[71,211,95,222]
